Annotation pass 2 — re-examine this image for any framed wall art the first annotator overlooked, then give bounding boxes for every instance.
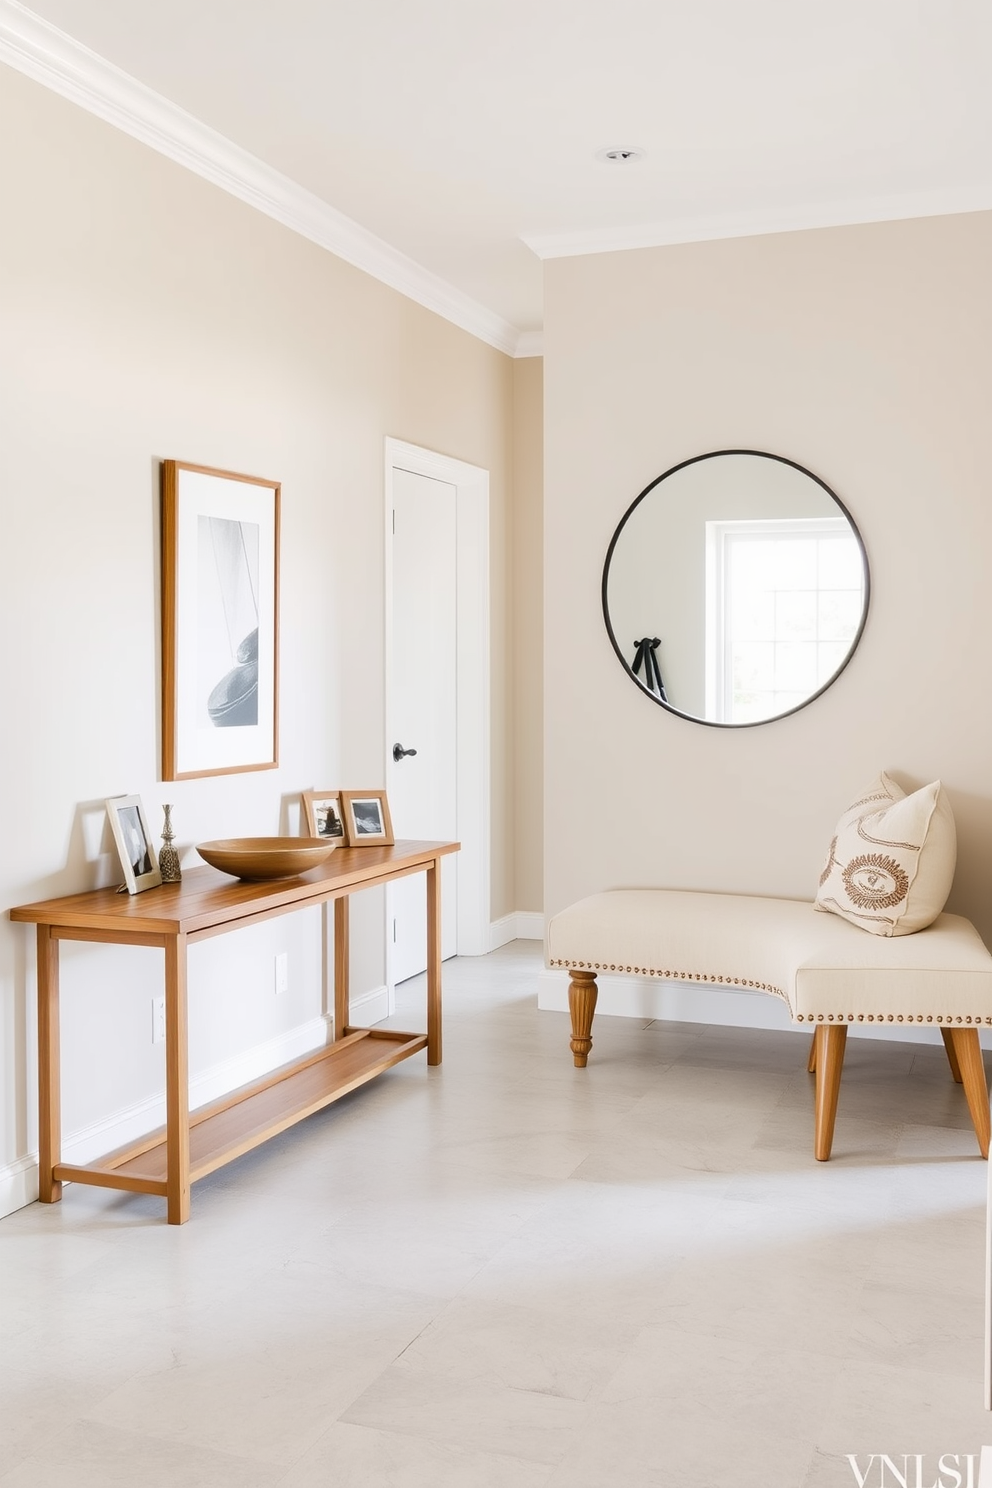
[341,790,394,846]
[106,794,162,894]
[161,460,280,780]
[301,790,347,843]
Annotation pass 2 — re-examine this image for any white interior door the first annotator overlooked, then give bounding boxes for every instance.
[389,467,458,983]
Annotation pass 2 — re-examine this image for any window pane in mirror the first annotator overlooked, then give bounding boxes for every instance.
[708,518,864,724]
[603,450,869,726]
[777,591,817,641]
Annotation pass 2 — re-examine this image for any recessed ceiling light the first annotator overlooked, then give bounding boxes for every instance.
[595,147,645,164]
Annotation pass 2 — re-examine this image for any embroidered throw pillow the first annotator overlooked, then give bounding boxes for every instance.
[815,772,956,936]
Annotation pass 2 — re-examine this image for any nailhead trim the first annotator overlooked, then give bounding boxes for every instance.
[549,959,992,1026]
[548,957,787,1001]
[775,1010,990,1025]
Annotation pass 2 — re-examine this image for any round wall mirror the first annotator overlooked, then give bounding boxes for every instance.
[602,450,869,727]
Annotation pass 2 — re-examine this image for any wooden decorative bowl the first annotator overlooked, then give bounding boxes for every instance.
[196,837,337,881]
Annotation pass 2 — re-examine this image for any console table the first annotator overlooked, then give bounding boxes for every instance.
[10,839,459,1224]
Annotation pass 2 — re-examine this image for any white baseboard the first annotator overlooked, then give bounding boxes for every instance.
[66,1014,334,1169]
[489,912,543,949]
[537,969,987,1048]
[349,983,389,1026]
[0,1013,335,1220]
[0,1154,38,1218]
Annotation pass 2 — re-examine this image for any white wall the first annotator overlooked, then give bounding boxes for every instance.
[512,357,544,915]
[544,213,992,952]
[0,68,522,1216]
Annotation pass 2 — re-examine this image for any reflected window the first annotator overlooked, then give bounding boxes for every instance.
[705,517,865,724]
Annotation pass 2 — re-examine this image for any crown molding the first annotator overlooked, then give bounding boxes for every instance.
[513,330,543,358]
[0,0,533,356]
[522,187,992,260]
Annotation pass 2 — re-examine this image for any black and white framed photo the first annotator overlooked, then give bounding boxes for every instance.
[341,790,394,846]
[106,795,163,894]
[301,790,347,843]
[161,460,280,781]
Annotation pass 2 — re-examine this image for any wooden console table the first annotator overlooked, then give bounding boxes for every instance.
[11,839,458,1224]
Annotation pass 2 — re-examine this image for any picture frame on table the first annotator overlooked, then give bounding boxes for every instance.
[106,794,162,894]
[301,790,348,844]
[161,460,280,781]
[341,790,394,846]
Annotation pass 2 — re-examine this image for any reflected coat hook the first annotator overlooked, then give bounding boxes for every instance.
[632,638,667,702]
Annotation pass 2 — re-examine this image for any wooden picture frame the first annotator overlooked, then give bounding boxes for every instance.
[341,790,394,846]
[106,794,162,894]
[301,790,348,844]
[161,460,280,781]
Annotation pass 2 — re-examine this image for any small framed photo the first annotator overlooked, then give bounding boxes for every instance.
[301,790,347,843]
[106,795,163,894]
[341,790,394,846]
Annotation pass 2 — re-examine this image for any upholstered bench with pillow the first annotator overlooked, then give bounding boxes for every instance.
[546,774,992,1160]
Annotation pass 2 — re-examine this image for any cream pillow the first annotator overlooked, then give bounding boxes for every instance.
[815,772,956,936]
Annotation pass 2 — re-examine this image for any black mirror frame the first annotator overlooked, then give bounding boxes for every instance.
[602,449,871,728]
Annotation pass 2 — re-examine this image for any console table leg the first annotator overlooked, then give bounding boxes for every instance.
[568,970,598,1067]
[165,935,190,1225]
[37,925,62,1204]
[426,860,442,1066]
[333,897,349,1040]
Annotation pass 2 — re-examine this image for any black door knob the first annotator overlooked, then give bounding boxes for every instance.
[393,742,418,762]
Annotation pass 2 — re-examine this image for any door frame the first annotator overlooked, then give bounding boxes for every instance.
[383,438,491,990]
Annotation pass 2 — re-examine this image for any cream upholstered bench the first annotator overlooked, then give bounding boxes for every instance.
[546,889,992,1161]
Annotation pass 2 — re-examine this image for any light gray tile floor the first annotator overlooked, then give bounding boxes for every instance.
[1,940,989,1487]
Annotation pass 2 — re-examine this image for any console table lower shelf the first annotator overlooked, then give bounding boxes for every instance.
[53,1027,428,1198]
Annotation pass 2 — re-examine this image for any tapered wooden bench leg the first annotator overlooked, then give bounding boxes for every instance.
[940,1027,964,1083]
[945,1028,990,1158]
[568,971,598,1068]
[807,1032,817,1074]
[814,1024,847,1161]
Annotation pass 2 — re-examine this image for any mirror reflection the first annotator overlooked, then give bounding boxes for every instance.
[603,451,869,726]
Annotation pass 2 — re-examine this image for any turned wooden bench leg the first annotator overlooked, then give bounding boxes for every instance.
[944,1028,990,1158]
[814,1024,847,1161]
[807,1032,817,1074]
[940,1026,964,1083]
[568,970,598,1067]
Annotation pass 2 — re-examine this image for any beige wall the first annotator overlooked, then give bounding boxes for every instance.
[512,357,544,913]
[0,70,520,1212]
[544,214,992,941]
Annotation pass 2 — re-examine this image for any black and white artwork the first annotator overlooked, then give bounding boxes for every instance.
[106,795,162,894]
[303,792,346,841]
[119,805,152,877]
[341,790,394,846]
[198,516,260,728]
[315,802,345,839]
[303,791,349,851]
[351,798,384,836]
[163,462,279,780]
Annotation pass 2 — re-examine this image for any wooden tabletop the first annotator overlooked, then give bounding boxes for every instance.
[10,840,460,936]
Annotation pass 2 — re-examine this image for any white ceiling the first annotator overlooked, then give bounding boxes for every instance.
[7,1,992,345]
